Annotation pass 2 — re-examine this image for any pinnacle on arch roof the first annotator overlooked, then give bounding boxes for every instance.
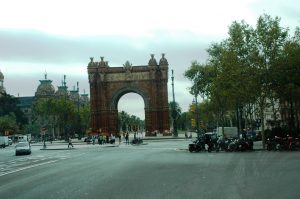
[159,53,168,65]
[148,54,157,66]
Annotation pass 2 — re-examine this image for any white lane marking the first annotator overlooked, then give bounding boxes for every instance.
[0,160,58,177]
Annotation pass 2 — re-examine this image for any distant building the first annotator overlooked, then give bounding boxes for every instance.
[0,69,6,97]
[17,96,35,124]
[280,100,300,130]
[15,73,89,138]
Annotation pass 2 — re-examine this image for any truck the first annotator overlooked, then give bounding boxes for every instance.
[0,136,9,148]
[215,127,238,139]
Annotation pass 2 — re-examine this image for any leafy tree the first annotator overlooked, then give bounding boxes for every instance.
[273,27,300,130]
[32,97,77,138]
[177,112,191,131]
[118,111,130,132]
[118,111,144,133]
[0,93,28,132]
[252,14,289,146]
[0,113,18,134]
[184,61,215,97]
[169,101,182,136]
[79,104,90,137]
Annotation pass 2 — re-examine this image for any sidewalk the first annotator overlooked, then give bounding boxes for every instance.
[36,140,121,150]
[34,137,264,151]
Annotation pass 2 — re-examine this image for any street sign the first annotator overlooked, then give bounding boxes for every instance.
[41,128,47,135]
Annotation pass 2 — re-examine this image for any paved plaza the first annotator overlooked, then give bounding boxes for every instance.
[0,138,299,199]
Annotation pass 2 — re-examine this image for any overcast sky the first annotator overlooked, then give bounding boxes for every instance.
[0,0,299,119]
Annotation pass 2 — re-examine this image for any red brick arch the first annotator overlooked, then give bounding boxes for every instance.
[87,54,170,136]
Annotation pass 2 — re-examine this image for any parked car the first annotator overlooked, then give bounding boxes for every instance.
[0,136,9,148]
[15,142,31,156]
[84,137,92,143]
[8,138,13,145]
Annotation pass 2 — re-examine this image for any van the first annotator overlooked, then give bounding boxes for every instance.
[215,127,238,139]
[0,136,9,148]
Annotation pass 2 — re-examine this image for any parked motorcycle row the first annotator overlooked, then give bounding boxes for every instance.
[266,135,300,151]
[189,134,253,153]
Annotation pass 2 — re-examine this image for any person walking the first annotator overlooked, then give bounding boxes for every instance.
[125,132,129,145]
[118,134,121,145]
[68,137,74,148]
[98,136,101,145]
[92,136,95,145]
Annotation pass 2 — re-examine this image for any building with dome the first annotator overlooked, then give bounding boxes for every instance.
[0,69,6,97]
[15,73,89,139]
[35,73,55,98]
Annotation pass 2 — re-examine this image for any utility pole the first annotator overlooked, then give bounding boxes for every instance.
[171,69,178,137]
[63,75,67,140]
[77,81,81,138]
[195,94,200,138]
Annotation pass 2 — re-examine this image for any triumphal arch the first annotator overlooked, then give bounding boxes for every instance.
[87,54,170,136]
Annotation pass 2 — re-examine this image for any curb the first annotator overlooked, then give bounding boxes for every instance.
[40,148,76,151]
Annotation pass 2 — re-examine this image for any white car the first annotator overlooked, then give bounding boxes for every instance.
[15,142,31,156]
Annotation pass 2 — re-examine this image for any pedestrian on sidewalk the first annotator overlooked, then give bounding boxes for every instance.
[68,137,74,148]
[118,134,121,145]
[125,132,129,145]
[92,136,95,145]
[98,136,101,145]
[185,132,188,139]
[106,135,109,144]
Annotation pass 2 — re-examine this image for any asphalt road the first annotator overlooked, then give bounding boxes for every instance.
[0,140,300,199]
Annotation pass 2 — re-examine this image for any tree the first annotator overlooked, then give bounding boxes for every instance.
[169,101,182,134]
[184,61,215,97]
[118,111,130,132]
[177,112,190,131]
[118,111,144,133]
[272,27,300,130]
[32,97,77,138]
[184,14,293,148]
[79,104,90,137]
[0,93,28,133]
[0,113,18,134]
[252,14,289,147]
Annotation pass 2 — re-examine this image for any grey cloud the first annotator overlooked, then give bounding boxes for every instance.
[0,29,209,66]
[1,29,208,113]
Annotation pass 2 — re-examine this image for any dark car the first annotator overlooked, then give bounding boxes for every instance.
[15,142,31,156]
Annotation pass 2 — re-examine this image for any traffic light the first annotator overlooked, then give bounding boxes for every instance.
[200,120,205,128]
[191,118,196,128]
[189,104,196,113]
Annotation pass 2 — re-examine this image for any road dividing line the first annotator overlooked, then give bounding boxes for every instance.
[0,160,58,177]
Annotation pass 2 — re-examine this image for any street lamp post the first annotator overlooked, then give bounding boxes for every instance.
[77,82,81,139]
[63,75,67,140]
[171,69,178,137]
[194,94,200,138]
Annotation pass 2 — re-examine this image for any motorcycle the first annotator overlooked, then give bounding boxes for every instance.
[189,138,205,152]
[216,138,234,152]
[266,138,276,151]
[227,138,239,152]
[131,138,143,145]
[266,136,287,151]
[236,138,253,151]
[284,135,296,150]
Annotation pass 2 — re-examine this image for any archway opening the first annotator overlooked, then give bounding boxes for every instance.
[118,93,145,136]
